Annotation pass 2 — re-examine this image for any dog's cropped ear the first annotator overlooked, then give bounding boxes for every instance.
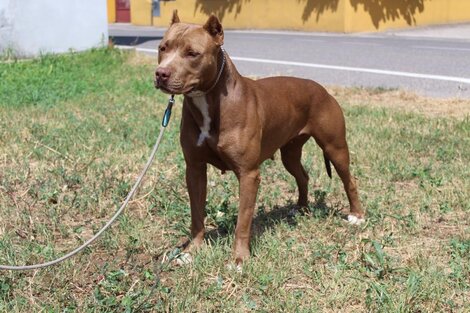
[203,14,224,46]
[171,10,180,25]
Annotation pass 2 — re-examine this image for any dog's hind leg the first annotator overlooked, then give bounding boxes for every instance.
[280,134,310,208]
[309,95,364,224]
[322,141,364,224]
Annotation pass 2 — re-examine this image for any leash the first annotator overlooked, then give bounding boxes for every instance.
[0,95,176,271]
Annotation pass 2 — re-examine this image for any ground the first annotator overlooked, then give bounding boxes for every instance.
[0,49,469,312]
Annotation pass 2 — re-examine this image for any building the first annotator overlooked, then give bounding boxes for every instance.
[107,0,470,33]
[1,0,108,57]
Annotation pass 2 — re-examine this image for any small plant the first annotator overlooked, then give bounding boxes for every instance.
[361,239,395,279]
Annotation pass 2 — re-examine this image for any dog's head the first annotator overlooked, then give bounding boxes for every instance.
[154,10,224,95]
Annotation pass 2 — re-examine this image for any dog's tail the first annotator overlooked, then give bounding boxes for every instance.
[323,153,332,178]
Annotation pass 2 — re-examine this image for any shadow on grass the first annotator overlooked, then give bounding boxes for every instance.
[205,189,341,245]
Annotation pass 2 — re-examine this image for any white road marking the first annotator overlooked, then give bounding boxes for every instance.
[117,45,470,85]
[230,56,470,84]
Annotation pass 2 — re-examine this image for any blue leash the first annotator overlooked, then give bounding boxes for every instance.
[162,95,175,127]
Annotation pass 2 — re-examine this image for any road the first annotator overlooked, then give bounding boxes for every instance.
[109,24,470,99]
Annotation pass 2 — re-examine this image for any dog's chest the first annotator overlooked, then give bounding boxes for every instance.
[190,95,211,146]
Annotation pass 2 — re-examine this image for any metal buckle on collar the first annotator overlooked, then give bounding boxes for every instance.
[162,94,175,127]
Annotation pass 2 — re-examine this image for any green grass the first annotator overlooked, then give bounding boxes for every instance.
[0,49,469,312]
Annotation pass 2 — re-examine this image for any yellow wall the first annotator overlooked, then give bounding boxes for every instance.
[345,0,470,32]
[117,0,470,33]
[130,0,152,25]
[151,0,347,32]
[107,0,116,23]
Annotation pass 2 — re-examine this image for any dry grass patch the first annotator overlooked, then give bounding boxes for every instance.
[330,86,470,118]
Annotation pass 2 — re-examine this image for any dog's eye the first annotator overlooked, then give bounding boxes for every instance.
[159,46,166,52]
[187,50,200,58]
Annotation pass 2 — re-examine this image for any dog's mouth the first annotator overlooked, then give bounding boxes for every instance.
[154,83,175,94]
[154,80,197,95]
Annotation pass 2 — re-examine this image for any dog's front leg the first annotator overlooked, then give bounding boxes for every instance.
[233,169,260,264]
[186,162,207,251]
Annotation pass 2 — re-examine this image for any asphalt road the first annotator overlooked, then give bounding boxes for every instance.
[109,24,470,99]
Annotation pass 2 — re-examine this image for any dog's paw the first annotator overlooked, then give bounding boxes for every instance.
[227,263,243,274]
[347,214,365,225]
[174,252,193,266]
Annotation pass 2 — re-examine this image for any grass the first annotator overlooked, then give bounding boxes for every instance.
[0,49,469,312]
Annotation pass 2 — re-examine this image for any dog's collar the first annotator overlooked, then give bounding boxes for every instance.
[186,47,226,98]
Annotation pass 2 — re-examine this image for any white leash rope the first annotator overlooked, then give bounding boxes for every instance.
[0,96,174,271]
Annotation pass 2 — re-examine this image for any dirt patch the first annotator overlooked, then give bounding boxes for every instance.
[329,86,470,119]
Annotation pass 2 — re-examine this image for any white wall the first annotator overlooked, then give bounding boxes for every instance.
[0,0,108,57]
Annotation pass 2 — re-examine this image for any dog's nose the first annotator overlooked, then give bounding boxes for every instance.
[156,67,171,83]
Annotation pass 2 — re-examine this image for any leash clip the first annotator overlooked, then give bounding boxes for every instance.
[162,95,175,127]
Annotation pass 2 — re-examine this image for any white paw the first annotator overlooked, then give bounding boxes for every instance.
[227,263,243,273]
[347,215,365,225]
[175,252,193,266]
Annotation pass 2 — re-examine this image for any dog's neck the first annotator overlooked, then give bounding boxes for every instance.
[185,48,228,98]
[184,54,241,145]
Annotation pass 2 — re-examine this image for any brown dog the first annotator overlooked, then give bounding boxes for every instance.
[154,11,364,266]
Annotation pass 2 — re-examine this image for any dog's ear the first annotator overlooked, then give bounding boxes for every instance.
[203,14,224,46]
[171,10,180,25]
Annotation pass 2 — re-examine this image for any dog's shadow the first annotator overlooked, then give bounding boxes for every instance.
[205,189,342,245]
